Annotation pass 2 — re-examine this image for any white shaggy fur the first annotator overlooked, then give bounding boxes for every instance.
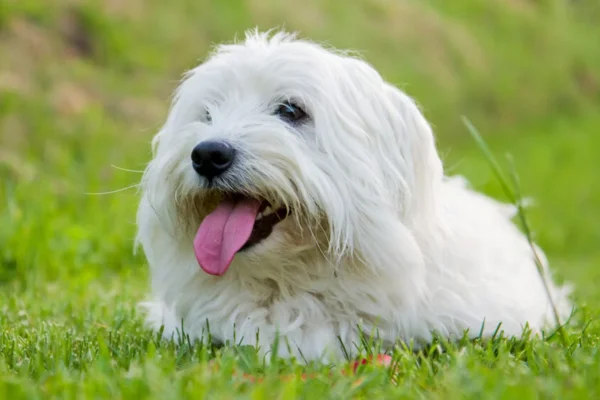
[136,30,571,362]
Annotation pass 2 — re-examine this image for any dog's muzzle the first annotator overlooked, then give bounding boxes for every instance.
[188,141,290,277]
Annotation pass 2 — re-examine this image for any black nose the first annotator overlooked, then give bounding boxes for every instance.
[191,141,236,179]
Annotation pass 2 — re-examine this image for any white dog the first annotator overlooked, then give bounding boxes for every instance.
[136,30,571,362]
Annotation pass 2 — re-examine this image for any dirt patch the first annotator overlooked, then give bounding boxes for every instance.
[0,71,32,95]
[51,81,94,116]
[5,18,59,60]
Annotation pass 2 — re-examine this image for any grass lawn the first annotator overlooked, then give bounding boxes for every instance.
[1,0,599,398]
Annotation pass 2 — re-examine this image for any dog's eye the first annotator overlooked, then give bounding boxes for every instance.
[203,108,212,124]
[274,101,307,124]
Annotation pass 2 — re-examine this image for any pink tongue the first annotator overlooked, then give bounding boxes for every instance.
[193,198,261,276]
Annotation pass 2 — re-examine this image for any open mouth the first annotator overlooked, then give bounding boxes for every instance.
[193,194,289,276]
[240,200,289,251]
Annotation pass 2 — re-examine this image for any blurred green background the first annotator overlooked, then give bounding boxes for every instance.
[0,0,600,396]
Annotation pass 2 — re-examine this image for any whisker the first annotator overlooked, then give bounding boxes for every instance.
[111,164,145,173]
[86,183,140,196]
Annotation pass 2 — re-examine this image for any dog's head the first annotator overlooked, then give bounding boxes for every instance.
[139,30,443,280]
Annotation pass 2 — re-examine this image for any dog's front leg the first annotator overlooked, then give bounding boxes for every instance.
[140,294,348,362]
[225,312,345,363]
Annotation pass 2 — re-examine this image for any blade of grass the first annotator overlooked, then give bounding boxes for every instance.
[461,116,571,361]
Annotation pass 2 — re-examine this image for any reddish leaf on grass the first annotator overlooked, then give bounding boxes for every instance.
[351,354,393,373]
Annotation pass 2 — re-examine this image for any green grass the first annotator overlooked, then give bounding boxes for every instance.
[1,0,599,398]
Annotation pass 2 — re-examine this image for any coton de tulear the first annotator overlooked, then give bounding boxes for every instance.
[136,30,571,362]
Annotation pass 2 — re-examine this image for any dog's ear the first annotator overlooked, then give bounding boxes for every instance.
[330,58,444,225]
[378,83,444,226]
[313,57,444,294]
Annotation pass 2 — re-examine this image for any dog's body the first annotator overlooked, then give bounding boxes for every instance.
[136,30,571,361]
